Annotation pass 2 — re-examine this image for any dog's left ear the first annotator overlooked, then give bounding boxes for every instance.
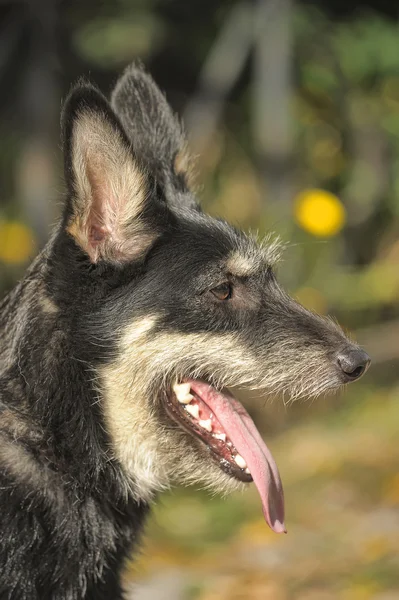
[61,83,163,264]
[111,64,199,212]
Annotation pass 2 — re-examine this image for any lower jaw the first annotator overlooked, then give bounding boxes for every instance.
[163,392,253,484]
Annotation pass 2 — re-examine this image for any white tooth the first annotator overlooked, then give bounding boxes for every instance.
[177,393,194,404]
[234,454,247,469]
[245,468,251,475]
[199,419,213,432]
[173,383,194,404]
[214,433,227,442]
[185,404,199,419]
[173,382,191,395]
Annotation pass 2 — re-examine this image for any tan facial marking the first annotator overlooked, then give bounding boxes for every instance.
[100,296,340,502]
[101,316,164,501]
[226,234,283,278]
[100,317,249,501]
[226,251,261,277]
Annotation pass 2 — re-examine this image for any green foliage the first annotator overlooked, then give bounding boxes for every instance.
[73,13,164,67]
[1,3,399,598]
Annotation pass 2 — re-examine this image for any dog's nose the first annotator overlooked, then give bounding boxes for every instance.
[337,348,370,382]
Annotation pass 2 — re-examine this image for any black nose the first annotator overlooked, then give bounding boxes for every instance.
[337,348,371,382]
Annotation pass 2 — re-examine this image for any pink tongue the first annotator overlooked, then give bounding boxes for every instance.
[188,380,286,534]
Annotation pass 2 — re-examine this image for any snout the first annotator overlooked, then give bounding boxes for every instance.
[337,348,371,382]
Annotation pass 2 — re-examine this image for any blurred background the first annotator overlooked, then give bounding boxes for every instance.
[1,0,399,598]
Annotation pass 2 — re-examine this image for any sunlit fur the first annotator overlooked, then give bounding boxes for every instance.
[67,110,157,264]
[0,64,367,599]
[99,288,349,501]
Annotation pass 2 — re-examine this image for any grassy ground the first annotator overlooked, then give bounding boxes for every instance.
[124,377,399,599]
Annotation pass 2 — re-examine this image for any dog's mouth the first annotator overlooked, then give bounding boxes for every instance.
[163,379,286,534]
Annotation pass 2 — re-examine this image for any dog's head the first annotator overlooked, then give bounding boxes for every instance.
[55,65,370,532]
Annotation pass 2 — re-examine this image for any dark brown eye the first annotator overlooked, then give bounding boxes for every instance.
[211,282,233,301]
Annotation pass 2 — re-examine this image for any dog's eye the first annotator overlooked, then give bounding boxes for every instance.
[211,283,233,301]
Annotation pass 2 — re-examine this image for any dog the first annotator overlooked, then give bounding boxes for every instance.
[0,64,370,599]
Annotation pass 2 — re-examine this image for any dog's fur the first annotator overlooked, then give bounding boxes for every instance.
[0,65,368,599]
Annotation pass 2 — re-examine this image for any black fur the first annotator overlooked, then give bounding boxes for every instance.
[112,63,198,209]
[0,249,150,599]
[0,64,369,599]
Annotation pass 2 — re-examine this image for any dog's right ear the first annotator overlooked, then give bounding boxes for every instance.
[61,83,164,265]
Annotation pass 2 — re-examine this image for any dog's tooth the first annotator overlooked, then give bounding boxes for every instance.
[245,467,251,475]
[173,382,191,395]
[214,433,227,442]
[173,383,194,404]
[234,454,247,469]
[185,404,199,419]
[177,393,194,404]
[199,419,213,432]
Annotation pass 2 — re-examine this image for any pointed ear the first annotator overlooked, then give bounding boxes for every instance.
[111,64,199,212]
[61,83,161,264]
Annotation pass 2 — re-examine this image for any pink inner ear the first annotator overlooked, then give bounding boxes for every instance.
[71,132,155,264]
[85,160,117,251]
[89,224,108,245]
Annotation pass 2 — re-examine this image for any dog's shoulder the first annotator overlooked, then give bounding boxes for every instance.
[0,398,136,600]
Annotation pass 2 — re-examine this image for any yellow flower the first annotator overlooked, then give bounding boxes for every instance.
[0,220,36,265]
[294,189,346,237]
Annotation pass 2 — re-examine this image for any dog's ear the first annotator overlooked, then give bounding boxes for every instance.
[111,64,199,212]
[62,83,163,264]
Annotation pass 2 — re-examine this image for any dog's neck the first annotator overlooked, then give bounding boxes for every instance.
[0,241,130,493]
[0,244,151,594]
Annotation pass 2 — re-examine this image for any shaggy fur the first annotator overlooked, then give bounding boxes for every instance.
[0,64,369,599]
